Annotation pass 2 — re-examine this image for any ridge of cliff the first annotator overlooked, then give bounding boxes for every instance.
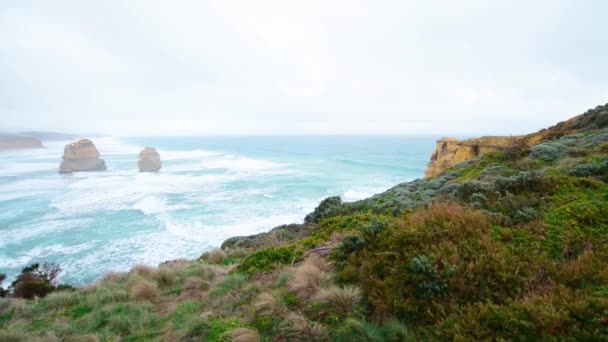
[425,103,608,178]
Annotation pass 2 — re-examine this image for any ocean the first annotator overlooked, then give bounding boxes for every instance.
[0,136,436,285]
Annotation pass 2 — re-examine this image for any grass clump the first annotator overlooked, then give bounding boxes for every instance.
[129,279,158,301]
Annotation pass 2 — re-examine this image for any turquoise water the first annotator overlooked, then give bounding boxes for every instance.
[0,136,435,285]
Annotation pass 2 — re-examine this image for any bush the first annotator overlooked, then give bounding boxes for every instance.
[333,235,366,266]
[568,160,608,178]
[338,203,543,321]
[408,255,455,299]
[238,246,299,275]
[10,263,61,299]
[305,196,343,224]
[361,218,388,237]
[494,171,548,194]
[530,142,567,161]
[0,274,7,298]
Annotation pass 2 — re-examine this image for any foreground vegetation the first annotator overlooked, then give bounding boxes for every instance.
[1,104,607,341]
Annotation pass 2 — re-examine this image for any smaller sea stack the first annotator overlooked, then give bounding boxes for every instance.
[59,139,107,174]
[138,147,162,172]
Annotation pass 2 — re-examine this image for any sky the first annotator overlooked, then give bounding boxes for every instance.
[1,0,607,136]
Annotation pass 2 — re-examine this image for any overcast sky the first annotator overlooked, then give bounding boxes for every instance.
[1,1,607,136]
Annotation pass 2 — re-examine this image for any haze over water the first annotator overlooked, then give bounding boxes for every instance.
[0,136,435,285]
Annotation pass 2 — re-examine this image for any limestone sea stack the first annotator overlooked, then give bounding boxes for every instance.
[138,147,162,172]
[59,139,107,174]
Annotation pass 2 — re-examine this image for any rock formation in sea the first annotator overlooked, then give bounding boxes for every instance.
[59,139,107,174]
[0,135,43,150]
[138,147,162,172]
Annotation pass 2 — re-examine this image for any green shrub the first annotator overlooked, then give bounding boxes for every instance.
[361,218,388,237]
[238,246,299,275]
[333,235,366,267]
[305,196,343,224]
[568,159,608,179]
[408,255,455,299]
[530,142,568,161]
[338,203,544,322]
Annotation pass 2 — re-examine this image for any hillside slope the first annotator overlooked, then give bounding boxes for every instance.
[425,103,608,177]
[1,103,607,341]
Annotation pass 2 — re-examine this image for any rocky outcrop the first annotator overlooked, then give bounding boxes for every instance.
[425,136,521,178]
[138,147,162,172]
[0,136,43,150]
[59,139,106,174]
[424,103,608,178]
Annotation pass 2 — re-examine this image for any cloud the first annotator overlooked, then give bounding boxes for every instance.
[0,0,607,136]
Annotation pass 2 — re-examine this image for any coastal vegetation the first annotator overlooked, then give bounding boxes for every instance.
[1,104,607,340]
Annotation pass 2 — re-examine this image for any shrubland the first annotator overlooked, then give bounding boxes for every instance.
[1,104,608,340]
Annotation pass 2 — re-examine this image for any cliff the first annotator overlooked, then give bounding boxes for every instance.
[1,102,608,341]
[425,103,608,178]
[0,135,43,150]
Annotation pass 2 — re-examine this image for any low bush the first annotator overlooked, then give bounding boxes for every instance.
[238,246,299,275]
[305,196,343,224]
[338,203,544,322]
[0,274,7,298]
[10,263,61,299]
[568,159,608,179]
[530,142,568,161]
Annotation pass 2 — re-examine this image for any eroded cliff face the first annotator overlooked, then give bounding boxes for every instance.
[425,136,522,178]
[424,103,608,178]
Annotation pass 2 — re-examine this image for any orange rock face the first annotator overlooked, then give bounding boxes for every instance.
[424,102,608,178]
[424,136,521,178]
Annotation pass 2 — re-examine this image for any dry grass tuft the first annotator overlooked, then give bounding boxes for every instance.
[313,285,362,315]
[288,257,332,297]
[68,334,100,342]
[130,264,154,278]
[206,248,227,264]
[43,291,79,309]
[130,279,158,301]
[102,271,127,283]
[282,312,328,340]
[183,277,208,294]
[6,298,27,313]
[153,266,176,286]
[222,327,260,342]
[184,263,215,280]
[225,248,248,259]
[253,291,284,317]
